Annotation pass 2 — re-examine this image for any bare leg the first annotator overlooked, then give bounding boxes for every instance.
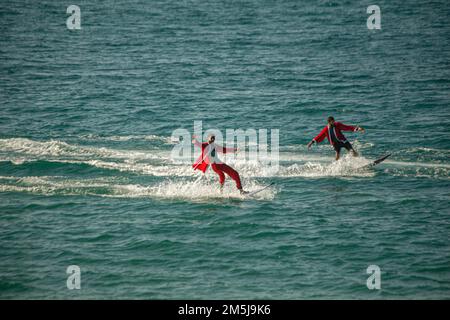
[344,144,358,157]
[335,151,340,161]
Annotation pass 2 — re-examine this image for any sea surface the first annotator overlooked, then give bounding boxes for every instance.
[0,0,449,299]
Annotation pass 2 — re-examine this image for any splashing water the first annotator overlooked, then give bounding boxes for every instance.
[0,137,448,201]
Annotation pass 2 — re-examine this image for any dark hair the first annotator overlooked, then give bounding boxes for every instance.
[327,116,335,123]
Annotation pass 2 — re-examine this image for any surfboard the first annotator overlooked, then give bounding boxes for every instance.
[373,153,391,165]
[245,182,274,197]
[359,154,391,169]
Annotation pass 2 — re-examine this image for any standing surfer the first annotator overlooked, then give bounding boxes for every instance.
[307,116,365,160]
[192,134,249,194]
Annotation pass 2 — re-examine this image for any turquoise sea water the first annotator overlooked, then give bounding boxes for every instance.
[1,0,449,299]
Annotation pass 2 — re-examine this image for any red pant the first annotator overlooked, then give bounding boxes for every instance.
[211,163,242,190]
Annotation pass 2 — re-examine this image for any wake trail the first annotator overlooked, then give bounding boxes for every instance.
[0,138,449,196]
[0,176,275,201]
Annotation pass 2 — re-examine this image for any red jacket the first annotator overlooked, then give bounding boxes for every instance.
[313,122,359,145]
[192,140,236,173]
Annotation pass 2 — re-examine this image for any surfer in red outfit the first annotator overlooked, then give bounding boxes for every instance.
[307,116,365,160]
[192,134,248,194]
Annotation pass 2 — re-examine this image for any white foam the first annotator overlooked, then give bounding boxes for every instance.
[1,138,449,195]
[386,160,450,169]
[0,138,163,161]
[78,134,174,144]
[277,154,375,178]
[0,176,276,201]
[409,147,450,154]
[84,160,196,177]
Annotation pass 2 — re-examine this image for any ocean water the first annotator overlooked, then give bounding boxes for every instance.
[0,0,449,299]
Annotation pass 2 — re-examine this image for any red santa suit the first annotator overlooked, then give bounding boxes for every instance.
[192,139,243,190]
